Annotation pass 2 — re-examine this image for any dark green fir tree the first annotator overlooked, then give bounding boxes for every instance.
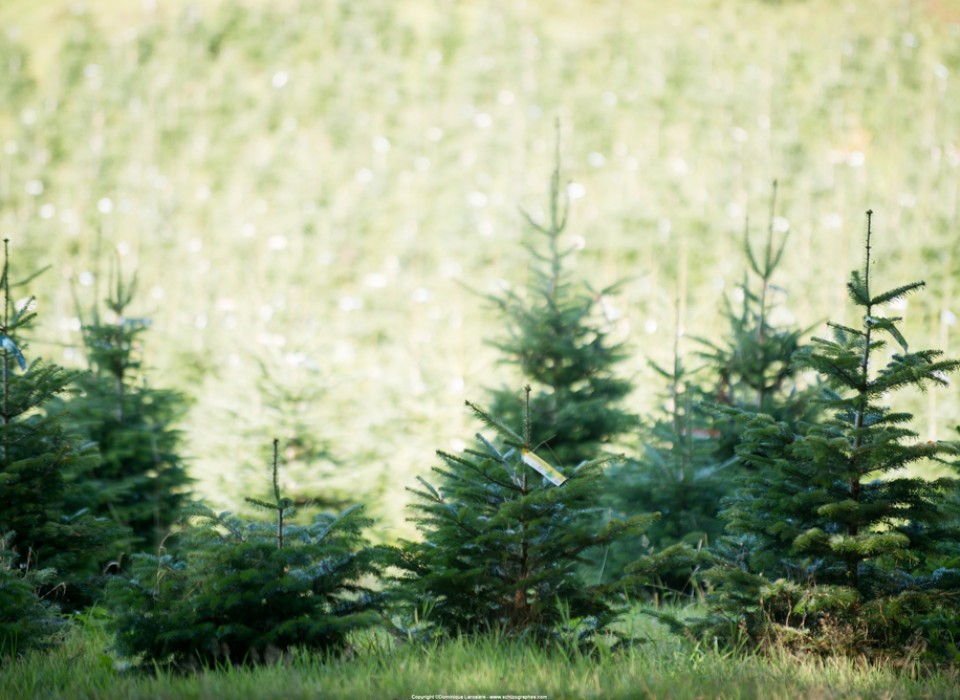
[389,388,656,644]
[107,439,383,669]
[0,240,123,610]
[59,267,192,554]
[485,143,634,470]
[694,212,960,656]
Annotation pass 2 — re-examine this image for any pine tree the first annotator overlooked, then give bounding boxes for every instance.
[485,141,634,470]
[389,388,655,644]
[107,438,383,669]
[695,212,960,655]
[59,267,192,553]
[0,240,122,610]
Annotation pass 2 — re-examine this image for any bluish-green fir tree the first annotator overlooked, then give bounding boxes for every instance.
[607,317,729,592]
[696,183,821,461]
[218,347,385,520]
[613,185,819,593]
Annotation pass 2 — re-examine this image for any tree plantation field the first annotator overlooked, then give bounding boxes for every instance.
[1,0,960,521]
[6,1,960,697]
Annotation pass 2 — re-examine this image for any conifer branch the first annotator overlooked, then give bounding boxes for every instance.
[273,439,283,550]
[465,400,523,444]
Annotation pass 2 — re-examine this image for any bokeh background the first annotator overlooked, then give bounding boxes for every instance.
[2,0,959,533]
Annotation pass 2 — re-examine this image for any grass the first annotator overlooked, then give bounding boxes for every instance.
[4,607,960,700]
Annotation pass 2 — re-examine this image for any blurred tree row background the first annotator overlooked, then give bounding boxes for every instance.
[1,0,959,531]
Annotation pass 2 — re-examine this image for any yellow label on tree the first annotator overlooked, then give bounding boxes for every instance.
[521,448,567,486]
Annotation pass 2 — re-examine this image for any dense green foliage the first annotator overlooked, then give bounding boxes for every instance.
[390,390,655,643]
[608,329,729,591]
[0,532,62,659]
[56,269,191,554]
[694,215,960,655]
[107,440,383,668]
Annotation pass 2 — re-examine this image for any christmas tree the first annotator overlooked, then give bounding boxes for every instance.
[389,388,655,644]
[0,240,122,610]
[696,182,820,462]
[59,266,191,553]
[219,346,385,519]
[607,318,729,592]
[695,212,960,655]
[485,138,634,470]
[107,438,383,669]
[613,187,817,592]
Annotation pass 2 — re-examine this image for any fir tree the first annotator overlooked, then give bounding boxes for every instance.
[107,439,383,669]
[59,267,192,553]
[226,347,384,517]
[695,212,960,655]
[389,388,655,644]
[607,319,729,592]
[614,188,817,591]
[0,240,122,609]
[485,140,634,470]
[250,353,348,511]
[696,182,820,462]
